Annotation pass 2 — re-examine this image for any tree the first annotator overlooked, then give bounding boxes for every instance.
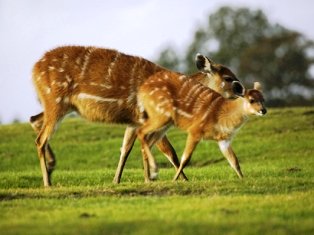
[239,30,314,105]
[156,6,314,105]
[156,47,181,72]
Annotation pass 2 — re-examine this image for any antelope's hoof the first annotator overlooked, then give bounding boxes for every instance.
[149,172,158,181]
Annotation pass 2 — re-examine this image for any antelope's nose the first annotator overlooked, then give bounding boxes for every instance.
[261,108,267,115]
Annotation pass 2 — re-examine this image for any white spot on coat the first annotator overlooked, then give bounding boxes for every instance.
[65,75,71,83]
[178,75,186,80]
[62,82,68,88]
[118,99,124,106]
[36,75,42,82]
[164,111,171,117]
[64,97,70,104]
[149,88,159,96]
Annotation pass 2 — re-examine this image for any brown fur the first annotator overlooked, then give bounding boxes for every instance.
[137,71,267,181]
[30,46,244,186]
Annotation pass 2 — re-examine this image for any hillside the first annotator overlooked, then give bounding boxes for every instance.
[0,107,313,234]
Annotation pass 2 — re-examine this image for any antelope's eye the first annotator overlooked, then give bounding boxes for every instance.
[224,77,233,82]
[249,99,255,104]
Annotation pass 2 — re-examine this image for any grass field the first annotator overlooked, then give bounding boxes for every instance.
[0,107,313,234]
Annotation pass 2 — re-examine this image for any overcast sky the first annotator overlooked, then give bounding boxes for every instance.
[0,0,314,124]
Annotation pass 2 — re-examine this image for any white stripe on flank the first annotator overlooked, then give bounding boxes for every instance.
[80,48,95,79]
[130,60,138,81]
[77,93,118,103]
[201,108,211,122]
[186,83,202,100]
[107,52,120,79]
[127,92,136,104]
[99,83,112,89]
[157,99,170,108]
[179,79,189,95]
[177,109,192,119]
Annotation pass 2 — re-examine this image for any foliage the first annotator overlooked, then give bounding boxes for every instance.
[156,7,314,106]
[0,107,313,234]
[156,47,181,72]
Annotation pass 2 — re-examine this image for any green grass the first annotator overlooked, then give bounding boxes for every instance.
[0,107,313,234]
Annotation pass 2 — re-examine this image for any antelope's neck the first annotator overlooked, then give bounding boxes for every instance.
[212,98,248,140]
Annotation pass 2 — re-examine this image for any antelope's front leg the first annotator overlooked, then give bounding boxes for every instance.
[173,134,200,181]
[113,126,137,184]
[156,136,188,180]
[218,140,243,178]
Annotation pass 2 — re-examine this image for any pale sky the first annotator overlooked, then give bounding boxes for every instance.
[0,0,313,124]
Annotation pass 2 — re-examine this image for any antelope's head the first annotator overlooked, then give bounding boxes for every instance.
[243,82,267,116]
[195,54,244,99]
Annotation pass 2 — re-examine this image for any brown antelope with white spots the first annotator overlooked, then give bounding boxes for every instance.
[30,45,244,186]
[137,71,266,182]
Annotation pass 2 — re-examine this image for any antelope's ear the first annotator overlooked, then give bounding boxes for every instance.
[253,82,262,91]
[195,53,215,73]
[232,81,245,97]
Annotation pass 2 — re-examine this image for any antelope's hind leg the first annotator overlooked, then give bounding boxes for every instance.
[30,112,56,176]
[32,112,61,187]
[137,117,171,183]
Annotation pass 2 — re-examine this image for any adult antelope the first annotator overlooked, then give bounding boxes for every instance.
[137,70,266,182]
[30,46,244,186]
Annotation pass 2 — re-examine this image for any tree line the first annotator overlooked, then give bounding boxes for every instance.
[156,6,314,106]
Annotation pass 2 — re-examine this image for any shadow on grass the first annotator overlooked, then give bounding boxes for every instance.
[0,176,312,201]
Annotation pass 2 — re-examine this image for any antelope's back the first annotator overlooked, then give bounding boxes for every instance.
[138,71,223,129]
[32,46,164,123]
